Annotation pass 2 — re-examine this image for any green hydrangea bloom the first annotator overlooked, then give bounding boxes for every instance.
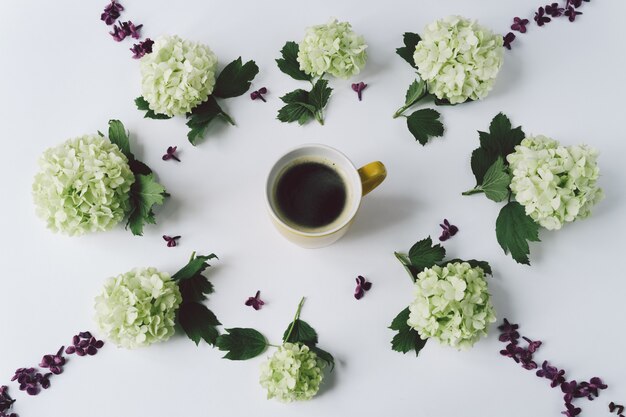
[413,15,504,104]
[140,35,218,117]
[32,134,135,236]
[507,135,603,231]
[259,342,324,402]
[297,18,367,79]
[408,262,496,350]
[94,267,182,349]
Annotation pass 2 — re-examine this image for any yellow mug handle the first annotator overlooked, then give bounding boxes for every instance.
[358,161,387,196]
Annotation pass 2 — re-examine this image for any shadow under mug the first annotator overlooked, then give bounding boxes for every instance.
[265,144,386,248]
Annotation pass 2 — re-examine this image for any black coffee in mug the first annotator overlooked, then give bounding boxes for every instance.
[275,160,347,230]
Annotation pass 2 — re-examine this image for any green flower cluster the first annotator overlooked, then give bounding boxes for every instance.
[297,18,367,79]
[259,342,324,402]
[32,134,135,236]
[413,15,504,104]
[140,35,218,116]
[94,267,182,349]
[507,135,603,230]
[408,262,496,350]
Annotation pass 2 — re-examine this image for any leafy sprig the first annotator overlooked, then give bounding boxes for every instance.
[135,57,258,145]
[392,33,444,145]
[172,252,221,345]
[216,297,334,370]
[390,236,492,356]
[462,113,541,265]
[107,120,167,236]
[276,41,333,125]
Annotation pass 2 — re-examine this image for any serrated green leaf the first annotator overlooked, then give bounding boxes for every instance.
[128,159,152,176]
[471,147,497,186]
[407,236,446,272]
[496,202,541,265]
[478,113,525,160]
[276,41,312,81]
[216,328,268,360]
[443,259,493,275]
[186,96,234,145]
[481,157,512,202]
[404,78,426,107]
[406,108,444,145]
[389,307,427,356]
[172,253,218,282]
[311,346,335,371]
[179,275,214,303]
[394,252,419,282]
[309,79,332,111]
[213,57,259,99]
[396,32,422,68]
[135,96,172,120]
[126,173,167,236]
[277,102,315,124]
[283,319,318,345]
[107,120,131,157]
[178,302,221,346]
[280,89,310,104]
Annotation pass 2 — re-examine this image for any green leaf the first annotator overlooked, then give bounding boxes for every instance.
[276,41,312,81]
[478,113,525,161]
[186,96,234,145]
[126,173,167,236]
[389,308,427,356]
[308,79,332,111]
[496,202,541,265]
[128,159,152,176]
[107,120,131,157]
[277,102,316,124]
[394,252,419,282]
[179,275,214,303]
[213,57,259,99]
[283,319,318,345]
[481,157,512,202]
[178,302,221,346]
[404,78,426,107]
[173,253,218,304]
[311,346,335,371]
[444,259,493,275]
[216,328,268,360]
[172,253,218,282]
[396,32,422,68]
[471,147,497,186]
[135,96,172,120]
[406,108,444,145]
[408,236,446,272]
[281,89,310,104]
[277,89,317,125]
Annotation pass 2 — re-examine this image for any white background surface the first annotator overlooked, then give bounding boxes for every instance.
[1,1,625,416]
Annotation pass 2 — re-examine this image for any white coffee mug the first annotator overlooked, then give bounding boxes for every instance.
[265,144,386,248]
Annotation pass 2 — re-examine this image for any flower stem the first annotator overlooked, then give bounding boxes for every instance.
[462,187,484,196]
[220,111,236,126]
[315,111,325,126]
[284,297,306,342]
[189,251,197,262]
[393,104,413,119]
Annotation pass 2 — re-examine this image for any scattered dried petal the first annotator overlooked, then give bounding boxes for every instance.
[511,17,530,33]
[162,146,181,162]
[162,235,181,247]
[351,82,367,101]
[245,290,265,310]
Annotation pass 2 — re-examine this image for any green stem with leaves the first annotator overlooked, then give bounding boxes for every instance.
[284,297,306,342]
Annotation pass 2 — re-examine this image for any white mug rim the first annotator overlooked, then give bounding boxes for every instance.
[265,143,363,238]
